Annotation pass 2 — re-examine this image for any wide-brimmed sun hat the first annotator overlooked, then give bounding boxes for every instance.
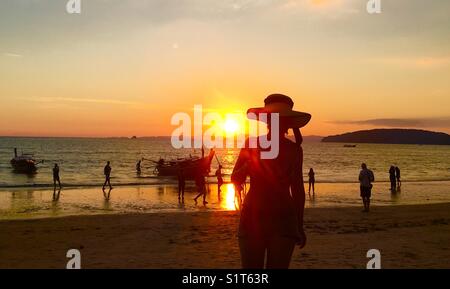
[247,94,311,128]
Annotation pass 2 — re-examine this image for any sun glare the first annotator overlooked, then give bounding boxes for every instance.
[223,184,237,210]
[223,119,240,134]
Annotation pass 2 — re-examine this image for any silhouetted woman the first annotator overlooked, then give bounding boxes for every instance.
[232,94,311,269]
[308,168,315,194]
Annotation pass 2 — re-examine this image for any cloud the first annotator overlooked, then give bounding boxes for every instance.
[3,52,23,58]
[279,0,360,17]
[331,118,450,129]
[368,56,450,69]
[23,96,139,106]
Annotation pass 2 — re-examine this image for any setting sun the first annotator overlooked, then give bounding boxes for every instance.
[223,119,240,134]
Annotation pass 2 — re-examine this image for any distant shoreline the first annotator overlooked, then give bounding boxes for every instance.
[3,135,450,146]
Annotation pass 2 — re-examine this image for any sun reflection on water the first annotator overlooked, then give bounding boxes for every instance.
[221,183,237,211]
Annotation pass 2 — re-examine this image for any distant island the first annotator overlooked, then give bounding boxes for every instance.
[303,135,324,143]
[322,129,450,145]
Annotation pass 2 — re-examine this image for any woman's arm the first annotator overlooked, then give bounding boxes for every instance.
[231,147,250,186]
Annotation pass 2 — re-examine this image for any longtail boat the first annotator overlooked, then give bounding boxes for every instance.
[10,148,38,173]
[153,149,215,179]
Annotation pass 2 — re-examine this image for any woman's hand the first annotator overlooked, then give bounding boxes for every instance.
[297,227,307,249]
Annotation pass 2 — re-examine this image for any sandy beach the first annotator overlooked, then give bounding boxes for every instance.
[1,202,449,269]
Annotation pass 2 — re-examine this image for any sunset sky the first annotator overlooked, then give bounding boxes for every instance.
[0,0,449,137]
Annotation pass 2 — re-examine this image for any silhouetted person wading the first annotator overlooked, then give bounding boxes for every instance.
[395,166,401,188]
[194,172,208,205]
[103,161,112,190]
[359,163,374,212]
[308,168,315,195]
[178,168,186,201]
[389,165,396,192]
[53,163,62,190]
[136,160,142,175]
[215,165,224,199]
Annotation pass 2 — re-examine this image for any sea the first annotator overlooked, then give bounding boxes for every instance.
[0,137,449,219]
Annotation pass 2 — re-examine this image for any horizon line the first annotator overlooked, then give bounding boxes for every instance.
[0,134,326,139]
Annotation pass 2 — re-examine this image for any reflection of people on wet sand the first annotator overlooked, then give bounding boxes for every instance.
[232,94,310,269]
[53,163,62,190]
[194,173,208,205]
[103,161,112,190]
[52,188,61,201]
[395,166,401,188]
[389,166,396,192]
[215,165,224,199]
[359,163,375,213]
[177,168,185,201]
[308,168,315,195]
[103,188,112,200]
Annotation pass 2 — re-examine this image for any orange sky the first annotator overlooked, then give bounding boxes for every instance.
[0,0,449,137]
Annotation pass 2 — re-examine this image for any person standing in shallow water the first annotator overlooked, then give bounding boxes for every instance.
[53,163,62,190]
[136,160,142,175]
[103,161,112,190]
[389,166,396,192]
[194,172,208,205]
[308,168,315,195]
[359,163,375,212]
[232,94,311,269]
[215,165,224,199]
[395,166,401,188]
[177,168,186,201]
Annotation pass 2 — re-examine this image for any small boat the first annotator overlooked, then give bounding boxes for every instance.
[10,148,38,173]
[344,144,357,148]
[153,149,215,179]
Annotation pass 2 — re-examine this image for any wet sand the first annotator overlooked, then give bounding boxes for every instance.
[2,181,450,220]
[0,203,449,269]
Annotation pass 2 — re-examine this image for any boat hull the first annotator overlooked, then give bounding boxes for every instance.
[10,159,37,173]
[155,151,215,179]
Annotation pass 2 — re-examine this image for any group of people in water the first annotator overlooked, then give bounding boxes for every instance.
[308,164,401,212]
[389,166,402,191]
[50,156,402,213]
[49,156,402,218]
[51,158,225,205]
[50,160,114,200]
[176,165,224,206]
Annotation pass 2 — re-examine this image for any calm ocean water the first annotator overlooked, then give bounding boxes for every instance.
[0,137,449,187]
[0,137,449,219]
